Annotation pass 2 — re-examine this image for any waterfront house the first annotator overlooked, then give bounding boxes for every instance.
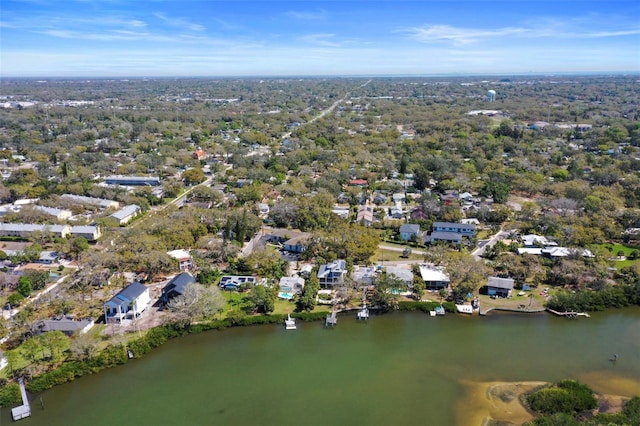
[352,266,377,287]
[161,272,196,304]
[31,318,94,337]
[104,281,150,323]
[317,259,347,288]
[418,264,450,290]
[219,275,256,291]
[279,276,305,294]
[399,223,421,241]
[385,266,414,288]
[485,277,514,298]
[110,204,141,225]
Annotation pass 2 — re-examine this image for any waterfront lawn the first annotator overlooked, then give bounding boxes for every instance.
[598,243,640,268]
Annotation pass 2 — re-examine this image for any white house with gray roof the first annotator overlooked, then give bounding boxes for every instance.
[0,223,71,239]
[104,281,150,323]
[110,204,141,225]
[70,225,101,241]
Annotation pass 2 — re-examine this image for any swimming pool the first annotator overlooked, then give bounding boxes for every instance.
[278,292,294,300]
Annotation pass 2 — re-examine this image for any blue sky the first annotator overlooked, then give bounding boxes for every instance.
[1,0,639,77]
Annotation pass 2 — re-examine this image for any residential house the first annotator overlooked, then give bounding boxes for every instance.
[33,205,72,221]
[521,234,557,247]
[385,266,414,288]
[356,204,375,226]
[427,231,462,244]
[352,266,377,287]
[110,204,141,225]
[349,179,368,187]
[279,276,305,294]
[160,272,196,304]
[103,281,150,323]
[167,249,193,271]
[485,277,514,298]
[432,221,476,236]
[317,259,347,288]
[390,202,403,219]
[61,194,120,210]
[219,275,256,291]
[0,223,71,239]
[332,205,350,219]
[37,251,58,264]
[31,318,94,337]
[399,223,421,241]
[70,225,101,241]
[193,149,206,160]
[104,175,160,186]
[266,228,311,253]
[418,264,450,290]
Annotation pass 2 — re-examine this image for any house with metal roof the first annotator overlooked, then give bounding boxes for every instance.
[317,259,347,288]
[70,225,101,241]
[31,318,94,336]
[0,223,71,239]
[110,204,141,225]
[104,175,160,186]
[432,221,476,236]
[399,223,421,241]
[104,281,150,323]
[161,272,196,304]
[33,205,72,221]
[61,194,119,210]
[418,264,450,290]
[485,277,514,298]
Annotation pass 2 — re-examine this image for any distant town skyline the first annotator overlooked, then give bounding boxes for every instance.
[1,0,639,78]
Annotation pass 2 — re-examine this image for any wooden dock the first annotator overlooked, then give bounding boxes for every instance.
[325,311,337,326]
[11,378,31,421]
[546,308,590,318]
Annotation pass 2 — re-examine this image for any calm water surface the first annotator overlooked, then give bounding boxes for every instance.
[8,309,640,426]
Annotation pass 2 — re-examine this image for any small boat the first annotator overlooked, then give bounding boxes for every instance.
[456,304,473,314]
[284,314,296,330]
[435,306,445,316]
[357,304,369,320]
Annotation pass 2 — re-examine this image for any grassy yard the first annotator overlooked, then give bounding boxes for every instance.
[373,247,424,263]
[597,243,640,269]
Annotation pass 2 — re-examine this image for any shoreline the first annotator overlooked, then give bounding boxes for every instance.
[457,380,634,426]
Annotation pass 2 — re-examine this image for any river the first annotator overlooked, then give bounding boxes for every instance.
[7,308,640,426]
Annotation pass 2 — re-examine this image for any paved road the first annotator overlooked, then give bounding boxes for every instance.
[471,227,511,260]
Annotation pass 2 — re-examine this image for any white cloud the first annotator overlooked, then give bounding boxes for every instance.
[401,22,640,46]
[153,13,205,32]
[285,10,327,21]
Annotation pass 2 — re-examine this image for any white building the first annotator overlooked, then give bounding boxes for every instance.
[110,204,141,225]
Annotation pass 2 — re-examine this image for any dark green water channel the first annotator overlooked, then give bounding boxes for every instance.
[8,309,640,426]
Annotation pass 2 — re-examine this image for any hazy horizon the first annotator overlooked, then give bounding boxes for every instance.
[2,0,639,78]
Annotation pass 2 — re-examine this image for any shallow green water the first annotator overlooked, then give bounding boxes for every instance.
[8,309,640,426]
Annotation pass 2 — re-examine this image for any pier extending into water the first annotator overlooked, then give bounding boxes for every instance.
[325,311,337,326]
[11,378,31,421]
[546,308,590,318]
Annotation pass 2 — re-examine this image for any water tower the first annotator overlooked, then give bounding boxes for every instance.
[486,89,496,102]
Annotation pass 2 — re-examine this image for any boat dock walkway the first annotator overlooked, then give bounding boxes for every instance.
[325,311,338,326]
[546,308,590,318]
[11,378,31,421]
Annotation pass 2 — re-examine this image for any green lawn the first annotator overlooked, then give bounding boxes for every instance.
[597,243,640,268]
[373,247,424,263]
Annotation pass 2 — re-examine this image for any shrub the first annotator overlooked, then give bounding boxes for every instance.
[526,380,597,415]
[0,382,21,407]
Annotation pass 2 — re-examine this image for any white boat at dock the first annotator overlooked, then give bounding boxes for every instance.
[285,314,297,330]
